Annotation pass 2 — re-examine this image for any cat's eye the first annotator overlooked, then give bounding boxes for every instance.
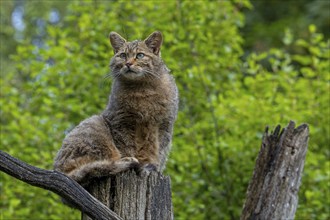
[136,53,145,59]
[119,53,126,59]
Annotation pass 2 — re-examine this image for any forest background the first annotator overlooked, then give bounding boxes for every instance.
[0,0,329,219]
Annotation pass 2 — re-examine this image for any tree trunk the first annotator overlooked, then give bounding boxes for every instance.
[241,121,309,220]
[81,170,173,220]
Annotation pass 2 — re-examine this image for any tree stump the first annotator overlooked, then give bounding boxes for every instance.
[241,121,309,220]
[81,170,173,220]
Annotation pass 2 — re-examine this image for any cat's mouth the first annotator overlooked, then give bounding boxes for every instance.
[121,67,143,79]
[123,66,136,74]
[126,69,136,74]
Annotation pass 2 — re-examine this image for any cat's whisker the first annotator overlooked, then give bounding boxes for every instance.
[144,70,161,80]
[102,73,112,80]
[99,73,110,88]
[111,70,121,79]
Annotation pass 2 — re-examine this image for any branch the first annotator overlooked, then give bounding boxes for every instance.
[0,150,123,220]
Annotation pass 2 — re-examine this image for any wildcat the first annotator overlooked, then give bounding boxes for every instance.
[54,31,178,187]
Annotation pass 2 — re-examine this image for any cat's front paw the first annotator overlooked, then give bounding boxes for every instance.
[114,157,140,172]
[119,157,139,163]
[134,163,159,176]
[142,163,158,172]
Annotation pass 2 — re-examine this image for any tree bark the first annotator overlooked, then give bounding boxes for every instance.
[0,150,122,220]
[81,170,173,220]
[241,121,309,220]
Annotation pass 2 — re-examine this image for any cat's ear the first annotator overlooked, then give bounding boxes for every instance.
[109,32,126,53]
[144,31,163,55]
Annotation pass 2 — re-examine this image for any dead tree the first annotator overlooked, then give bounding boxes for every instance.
[241,121,309,220]
[0,121,308,220]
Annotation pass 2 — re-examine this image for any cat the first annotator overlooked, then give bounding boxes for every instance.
[54,31,178,188]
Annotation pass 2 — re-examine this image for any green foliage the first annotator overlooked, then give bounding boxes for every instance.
[0,1,68,74]
[1,1,329,219]
[243,0,330,52]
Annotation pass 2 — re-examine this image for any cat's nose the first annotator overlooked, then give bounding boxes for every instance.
[125,62,133,67]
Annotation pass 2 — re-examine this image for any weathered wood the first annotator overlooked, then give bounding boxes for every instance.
[0,150,122,220]
[241,121,309,220]
[82,170,173,220]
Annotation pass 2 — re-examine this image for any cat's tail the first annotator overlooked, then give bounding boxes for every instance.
[67,157,140,187]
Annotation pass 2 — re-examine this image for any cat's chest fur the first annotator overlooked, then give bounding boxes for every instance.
[102,77,175,156]
[107,79,173,125]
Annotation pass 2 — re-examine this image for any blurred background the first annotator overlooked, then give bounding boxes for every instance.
[1,0,329,219]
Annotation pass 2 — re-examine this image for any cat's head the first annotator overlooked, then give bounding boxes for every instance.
[109,31,165,81]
